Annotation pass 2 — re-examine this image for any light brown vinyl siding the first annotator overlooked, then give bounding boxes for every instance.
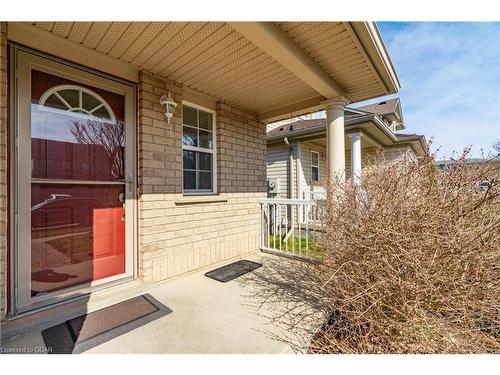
[384,145,416,162]
[266,143,292,199]
[266,140,418,209]
[297,141,327,198]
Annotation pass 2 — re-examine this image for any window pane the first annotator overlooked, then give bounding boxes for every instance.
[44,94,67,111]
[312,167,319,182]
[92,105,112,120]
[312,152,319,166]
[183,150,196,170]
[183,125,197,147]
[31,104,125,181]
[183,105,197,127]
[199,111,212,130]
[199,130,213,149]
[59,89,80,108]
[198,152,212,171]
[183,170,196,190]
[82,91,102,112]
[198,171,212,190]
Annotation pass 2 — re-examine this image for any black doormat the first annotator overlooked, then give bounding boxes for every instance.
[204,260,262,283]
[41,294,172,354]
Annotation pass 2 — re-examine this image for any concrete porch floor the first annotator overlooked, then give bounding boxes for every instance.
[1,253,321,354]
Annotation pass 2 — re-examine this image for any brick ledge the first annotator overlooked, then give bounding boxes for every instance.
[174,195,228,205]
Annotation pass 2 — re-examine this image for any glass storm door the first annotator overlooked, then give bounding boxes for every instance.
[15,50,135,312]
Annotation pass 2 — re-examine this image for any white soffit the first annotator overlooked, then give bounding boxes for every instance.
[22,22,396,118]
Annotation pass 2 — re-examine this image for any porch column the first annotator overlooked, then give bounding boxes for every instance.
[325,97,347,182]
[349,132,362,184]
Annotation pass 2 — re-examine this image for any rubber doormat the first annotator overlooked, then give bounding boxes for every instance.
[41,294,172,354]
[204,260,262,283]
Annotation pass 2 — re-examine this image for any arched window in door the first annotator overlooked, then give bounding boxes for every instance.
[39,84,116,121]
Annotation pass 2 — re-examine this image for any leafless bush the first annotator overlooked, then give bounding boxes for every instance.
[308,149,500,353]
[247,148,500,353]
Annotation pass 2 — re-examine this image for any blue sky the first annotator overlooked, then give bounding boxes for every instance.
[352,22,500,159]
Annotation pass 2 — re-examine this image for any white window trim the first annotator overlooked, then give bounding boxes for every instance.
[182,100,217,195]
[311,150,320,182]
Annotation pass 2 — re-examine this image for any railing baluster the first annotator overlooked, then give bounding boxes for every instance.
[298,203,302,255]
[260,203,266,248]
[285,205,288,253]
[273,203,277,249]
[292,204,295,255]
[267,204,271,250]
[279,203,282,252]
[306,203,309,256]
[259,198,321,261]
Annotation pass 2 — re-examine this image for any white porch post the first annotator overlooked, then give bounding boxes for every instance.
[349,132,362,184]
[324,97,347,182]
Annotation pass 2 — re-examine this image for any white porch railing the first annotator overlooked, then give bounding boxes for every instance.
[259,198,324,260]
[301,190,326,226]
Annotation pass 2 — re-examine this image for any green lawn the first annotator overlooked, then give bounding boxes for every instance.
[267,234,323,260]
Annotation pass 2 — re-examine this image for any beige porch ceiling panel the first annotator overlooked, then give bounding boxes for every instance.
[27,21,393,115]
[275,22,388,100]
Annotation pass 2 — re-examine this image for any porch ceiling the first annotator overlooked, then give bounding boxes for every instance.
[23,22,398,121]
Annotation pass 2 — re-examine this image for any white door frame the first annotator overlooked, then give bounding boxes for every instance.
[11,48,137,314]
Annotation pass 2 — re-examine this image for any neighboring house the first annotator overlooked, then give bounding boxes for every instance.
[0,22,400,319]
[266,98,427,200]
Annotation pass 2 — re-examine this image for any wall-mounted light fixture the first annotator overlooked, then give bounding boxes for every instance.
[160,92,177,124]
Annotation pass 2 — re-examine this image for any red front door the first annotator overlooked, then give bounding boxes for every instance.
[29,69,126,296]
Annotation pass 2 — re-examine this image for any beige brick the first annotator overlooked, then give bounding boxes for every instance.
[136,73,266,285]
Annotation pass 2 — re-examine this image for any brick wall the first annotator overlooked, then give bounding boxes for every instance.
[138,72,266,281]
[0,22,8,319]
[217,103,267,193]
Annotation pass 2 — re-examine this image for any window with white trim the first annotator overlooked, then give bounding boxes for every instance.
[182,103,216,194]
[311,150,320,182]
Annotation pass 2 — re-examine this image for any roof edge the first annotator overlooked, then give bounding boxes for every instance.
[395,134,429,156]
[350,22,401,94]
[266,113,398,142]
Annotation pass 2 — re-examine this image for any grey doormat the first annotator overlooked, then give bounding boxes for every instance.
[41,294,172,354]
[204,260,262,283]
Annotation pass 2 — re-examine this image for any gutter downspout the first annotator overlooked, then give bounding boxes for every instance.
[284,136,294,200]
[296,141,301,201]
[296,141,303,226]
[284,136,294,233]
[289,146,294,200]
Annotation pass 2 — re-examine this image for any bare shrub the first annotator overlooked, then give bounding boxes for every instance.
[308,149,500,353]
[247,149,500,354]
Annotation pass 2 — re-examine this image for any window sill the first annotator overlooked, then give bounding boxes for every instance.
[174,195,228,205]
